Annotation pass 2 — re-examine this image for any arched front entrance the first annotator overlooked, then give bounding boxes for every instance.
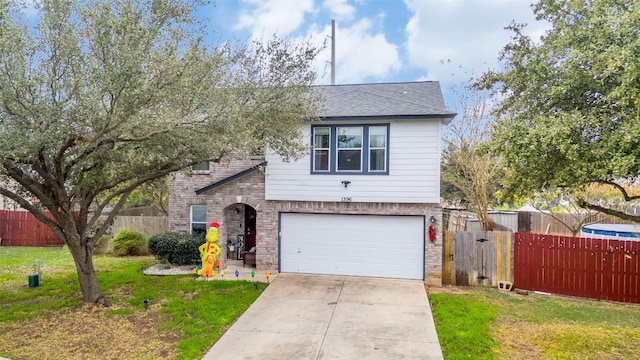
[223,203,256,266]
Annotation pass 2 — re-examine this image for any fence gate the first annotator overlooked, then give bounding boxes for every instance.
[443,231,513,286]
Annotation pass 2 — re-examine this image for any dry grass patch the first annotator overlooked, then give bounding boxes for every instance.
[491,319,544,360]
[427,285,475,295]
[0,304,180,360]
[493,318,640,360]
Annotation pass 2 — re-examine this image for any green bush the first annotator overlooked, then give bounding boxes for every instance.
[148,231,203,265]
[148,231,182,260]
[111,229,148,256]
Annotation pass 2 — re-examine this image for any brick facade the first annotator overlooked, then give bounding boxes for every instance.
[169,161,443,286]
[169,159,265,232]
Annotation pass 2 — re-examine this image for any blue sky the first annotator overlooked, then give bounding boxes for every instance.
[199,0,550,110]
[16,0,549,112]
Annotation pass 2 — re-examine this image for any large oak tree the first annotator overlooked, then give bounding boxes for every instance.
[481,0,640,222]
[0,0,322,305]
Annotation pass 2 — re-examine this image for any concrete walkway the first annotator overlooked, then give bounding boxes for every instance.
[203,273,443,360]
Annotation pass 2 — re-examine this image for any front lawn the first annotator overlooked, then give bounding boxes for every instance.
[429,287,640,360]
[0,246,264,360]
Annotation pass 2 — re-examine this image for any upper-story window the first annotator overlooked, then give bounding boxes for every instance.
[191,161,210,173]
[337,127,363,171]
[311,124,389,174]
[368,126,387,172]
[313,127,330,171]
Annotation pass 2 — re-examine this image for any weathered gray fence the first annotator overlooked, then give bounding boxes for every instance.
[443,231,513,287]
[525,212,635,236]
[444,209,639,236]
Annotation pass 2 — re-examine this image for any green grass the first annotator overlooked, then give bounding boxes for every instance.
[429,292,498,360]
[429,287,640,360]
[476,288,640,328]
[0,246,263,359]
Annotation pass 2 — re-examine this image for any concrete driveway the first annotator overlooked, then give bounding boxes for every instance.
[203,273,443,360]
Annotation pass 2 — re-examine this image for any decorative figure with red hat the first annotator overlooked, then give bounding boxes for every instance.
[197,222,222,278]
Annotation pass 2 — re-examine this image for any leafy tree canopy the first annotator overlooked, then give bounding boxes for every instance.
[0,0,323,305]
[480,0,640,221]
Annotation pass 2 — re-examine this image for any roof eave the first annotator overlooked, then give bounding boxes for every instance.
[318,113,457,122]
[195,161,267,195]
[440,113,457,125]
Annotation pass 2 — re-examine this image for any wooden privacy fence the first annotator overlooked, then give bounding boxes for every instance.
[0,210,64,246]
[514,233,640,304]
[95,215,168,254]
[109,215,168,238]
[443,231,513,286]
[0,210,168,248]
[522,212,636,236]
[444,209,640,236]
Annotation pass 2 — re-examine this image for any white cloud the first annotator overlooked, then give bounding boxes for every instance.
[235,0,316,38]
[403,0,549,83]
[229,0,401,85]
[334,19,401,83]
[305,18,402,85]
[322,0,356,21]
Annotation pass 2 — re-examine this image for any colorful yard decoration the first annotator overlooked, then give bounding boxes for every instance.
[202,253,215,278]
[197,222,222,278]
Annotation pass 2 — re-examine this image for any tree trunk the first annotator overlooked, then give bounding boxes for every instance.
[68,242,110,306]
[479,211,494,231]
[471,198,494,231]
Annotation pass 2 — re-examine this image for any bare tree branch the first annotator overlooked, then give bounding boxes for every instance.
[589,179,640,202]
[578,199,640,223]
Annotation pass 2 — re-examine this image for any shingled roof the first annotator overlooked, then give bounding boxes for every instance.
[314,81,456,122]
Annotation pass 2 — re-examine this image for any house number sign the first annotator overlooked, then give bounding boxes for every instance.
[341,197,352,202]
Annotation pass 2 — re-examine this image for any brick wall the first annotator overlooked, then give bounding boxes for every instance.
[169,160,443,286]
[168,159,264,232]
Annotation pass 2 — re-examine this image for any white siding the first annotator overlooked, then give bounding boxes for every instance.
[265,120,442,203]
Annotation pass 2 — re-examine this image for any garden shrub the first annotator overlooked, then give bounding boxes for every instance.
[148,231,203,265]
[148,231,182,260]
[111,229,148,256]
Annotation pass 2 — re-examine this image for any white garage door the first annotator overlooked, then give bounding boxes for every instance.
[280,213,424,280]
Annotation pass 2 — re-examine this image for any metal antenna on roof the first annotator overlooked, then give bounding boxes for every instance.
[331,19,336,85]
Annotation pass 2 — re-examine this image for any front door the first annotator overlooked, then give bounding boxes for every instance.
[245,205,257,251]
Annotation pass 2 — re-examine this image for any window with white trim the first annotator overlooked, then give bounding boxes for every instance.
[368,126,387,172]
[337,126,362,171]
[190,205,207,234]
[311,124,389,174]
[313,127,330,171]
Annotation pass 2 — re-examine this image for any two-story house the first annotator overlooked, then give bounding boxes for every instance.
[169,81,456,286]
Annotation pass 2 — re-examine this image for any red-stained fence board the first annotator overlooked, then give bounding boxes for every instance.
[514,232,639,304]
[0,210,65,247]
